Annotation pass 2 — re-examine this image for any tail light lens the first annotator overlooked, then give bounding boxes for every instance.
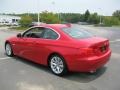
[78,40,110,58]
[106,40,109,48]
[79,48,95,58]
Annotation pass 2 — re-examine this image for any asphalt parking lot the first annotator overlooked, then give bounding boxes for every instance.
[0,25,120,90]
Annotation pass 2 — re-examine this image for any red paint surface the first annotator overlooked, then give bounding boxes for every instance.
[6,24,111,72]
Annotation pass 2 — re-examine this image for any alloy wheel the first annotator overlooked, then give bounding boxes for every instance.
[5,43,13,56]
[50,56,64,75]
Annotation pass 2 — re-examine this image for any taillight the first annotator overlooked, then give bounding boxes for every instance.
[79,48,95,58]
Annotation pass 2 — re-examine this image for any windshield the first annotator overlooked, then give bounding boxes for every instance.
[62,27,93,39]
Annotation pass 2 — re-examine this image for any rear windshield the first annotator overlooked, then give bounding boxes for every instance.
[62,27,93,39]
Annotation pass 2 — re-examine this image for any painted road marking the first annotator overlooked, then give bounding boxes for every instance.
[0,57,11,60]
[110,39,120,43]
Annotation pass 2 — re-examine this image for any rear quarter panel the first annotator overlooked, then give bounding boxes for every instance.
[37,39,78,69]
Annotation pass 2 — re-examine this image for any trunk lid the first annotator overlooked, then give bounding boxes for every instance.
[76,37,109,56]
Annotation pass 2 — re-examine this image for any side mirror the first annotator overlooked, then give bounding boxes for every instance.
[17,33,22,38]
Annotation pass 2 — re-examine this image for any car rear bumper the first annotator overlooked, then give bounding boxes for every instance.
[69,49,111,72]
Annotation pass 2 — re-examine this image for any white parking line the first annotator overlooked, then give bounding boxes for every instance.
[0,57,11,60]
[110,39,120,43]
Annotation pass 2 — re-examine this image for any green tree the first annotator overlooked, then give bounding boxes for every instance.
[79,14,85,22]
[84,10,90,22]
[113,10,120,20]
[40,11,60,24]
[60,13,81,23]
[19,15,32,27]
[88,13,99,24]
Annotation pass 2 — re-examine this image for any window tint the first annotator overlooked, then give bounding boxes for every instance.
[23,27,44,38]
[62,27,93,39]
[43,28,59,40]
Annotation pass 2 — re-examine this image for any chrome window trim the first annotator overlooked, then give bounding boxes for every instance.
[22,26,60,40]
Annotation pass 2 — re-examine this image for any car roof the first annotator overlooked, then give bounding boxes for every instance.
[35,24,70,29]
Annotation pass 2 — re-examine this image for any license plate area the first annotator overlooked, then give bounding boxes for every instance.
[100,45,107,52]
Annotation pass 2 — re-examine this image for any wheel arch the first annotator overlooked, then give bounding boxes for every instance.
[47,52,69,70]
[5,40,14,56]
[5,40,11,47]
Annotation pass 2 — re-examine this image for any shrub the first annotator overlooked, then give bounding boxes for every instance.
[19,15,32,27]
[40,11,61,24]
[103,17,120,26]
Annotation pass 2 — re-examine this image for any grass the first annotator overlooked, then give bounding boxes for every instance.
[9,26,28,31]
[0,25,8,27]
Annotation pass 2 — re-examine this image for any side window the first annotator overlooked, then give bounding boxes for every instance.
[23,27,44,38]
[43,28,59,40]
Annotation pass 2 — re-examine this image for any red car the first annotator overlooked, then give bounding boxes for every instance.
[5,24,111,76]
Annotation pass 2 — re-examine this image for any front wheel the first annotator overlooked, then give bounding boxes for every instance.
[5,43,14,57]
[49,55,68,76]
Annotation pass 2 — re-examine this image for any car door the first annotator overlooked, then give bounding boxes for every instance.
[14,27,45,63]
[35,27,59,65]
[22,27,59,64]
[13,26,59,65]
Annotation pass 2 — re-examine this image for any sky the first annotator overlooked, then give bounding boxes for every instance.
[0,0,120,16]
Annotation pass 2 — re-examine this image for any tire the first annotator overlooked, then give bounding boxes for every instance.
[49,54,68,76]
[5,43,14,57]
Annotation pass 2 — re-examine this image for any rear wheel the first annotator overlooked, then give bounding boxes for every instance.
[5,43,14,57]
[49,55,68,76]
